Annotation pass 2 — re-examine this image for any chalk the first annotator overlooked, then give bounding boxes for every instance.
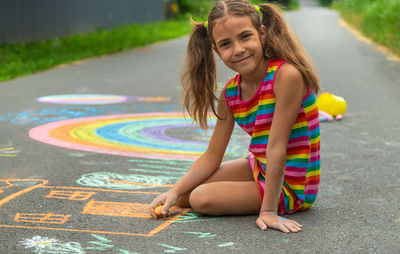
[155,206,164,216]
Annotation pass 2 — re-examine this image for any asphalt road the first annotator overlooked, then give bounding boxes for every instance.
[1,0,399,253]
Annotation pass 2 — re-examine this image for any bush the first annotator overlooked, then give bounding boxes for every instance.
[318,0,334,7]
[333,0,400,56]
[176,0,216,18]
[175,0,298,19]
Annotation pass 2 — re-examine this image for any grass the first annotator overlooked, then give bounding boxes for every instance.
[0,0,299,82]
[0,20,193,82]
[317,0,333,7]
[251,0,299,10]
[332,0,400,56]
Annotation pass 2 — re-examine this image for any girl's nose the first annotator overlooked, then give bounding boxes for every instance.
[233,42,245,56]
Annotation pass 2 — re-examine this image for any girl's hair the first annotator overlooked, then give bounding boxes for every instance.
[181,0,320,129]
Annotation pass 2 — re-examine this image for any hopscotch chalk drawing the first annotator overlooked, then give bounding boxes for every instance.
[0,179,188,236]
[29,112,249,161]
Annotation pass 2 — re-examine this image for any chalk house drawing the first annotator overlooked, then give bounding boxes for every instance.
[0,179,188,237]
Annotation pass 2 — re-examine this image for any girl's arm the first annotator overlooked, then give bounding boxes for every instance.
[149,91,235,217]
[256,63,306,233]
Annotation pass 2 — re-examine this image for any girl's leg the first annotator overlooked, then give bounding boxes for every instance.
[176,158,260,213]
[189,180,261,215]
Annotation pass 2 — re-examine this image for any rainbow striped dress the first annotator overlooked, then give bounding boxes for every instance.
[224,59,320,214]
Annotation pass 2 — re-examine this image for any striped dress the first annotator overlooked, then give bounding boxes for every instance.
[224,59,320,214]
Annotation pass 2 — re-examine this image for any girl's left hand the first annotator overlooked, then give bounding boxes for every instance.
[256,211,302,233]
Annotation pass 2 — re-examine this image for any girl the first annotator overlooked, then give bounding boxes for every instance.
[149,0,320,233]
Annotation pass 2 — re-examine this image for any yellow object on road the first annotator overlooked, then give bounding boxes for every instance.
[317,92,347,116]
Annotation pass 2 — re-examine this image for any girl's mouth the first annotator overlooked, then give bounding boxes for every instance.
[234,55,251,64]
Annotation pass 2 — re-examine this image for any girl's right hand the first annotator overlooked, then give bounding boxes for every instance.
[256,211,302,233]
[148,190,178,218]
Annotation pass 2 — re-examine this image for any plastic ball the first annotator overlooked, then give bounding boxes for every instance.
[316,92,347,116]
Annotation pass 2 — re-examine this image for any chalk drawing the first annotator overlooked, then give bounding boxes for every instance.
[37,94,129,105]
[80,160,119,165]
[37,94,171,105]
[128,158,193,173]
[0,179,189,237]
[126,158,191,177]
[218,242,235,247]
[29,112,249,160]
[173,213,217,223]
[69,153,88,157]
[19,235,85,254]
[132,96,171,102]
[118,250,138,254]
[19,234,136,253]
[45,190,96,200]
[0,104,179,125]
[0,142,20,157]
[86,234,113,250]
[159,243,187,253]
[128,168,184,176]
[183,232,217,238]
[76,172,179,190]
[86,234,137,254]
[15,213,71,224]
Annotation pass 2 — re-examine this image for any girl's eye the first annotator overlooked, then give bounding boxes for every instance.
[242,34,251,39]
[219,42,230,48]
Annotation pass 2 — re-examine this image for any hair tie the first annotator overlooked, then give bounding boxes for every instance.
[254,5,261,14]
[204,21,208,30]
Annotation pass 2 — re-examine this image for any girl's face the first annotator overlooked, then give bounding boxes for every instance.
[212,15,266,76]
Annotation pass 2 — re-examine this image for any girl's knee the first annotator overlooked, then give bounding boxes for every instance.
[188,185,212,214]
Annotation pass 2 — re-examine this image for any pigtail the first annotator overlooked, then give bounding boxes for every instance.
[181,19,219,130]
[258,4,320,94]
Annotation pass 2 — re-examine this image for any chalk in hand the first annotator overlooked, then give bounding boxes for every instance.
[154,205,164,216]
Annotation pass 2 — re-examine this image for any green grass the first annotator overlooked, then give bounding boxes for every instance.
[0,20,192,82]
[250,0,299,10]
[0,0,299,82]
[317,0,333,7]
[332,0,400,56]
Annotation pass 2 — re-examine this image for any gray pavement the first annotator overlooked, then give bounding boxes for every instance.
[1,0,400,253]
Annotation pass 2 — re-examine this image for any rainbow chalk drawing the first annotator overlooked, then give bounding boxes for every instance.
[37,94,171,105]
[29,112,249,161]
[0,104,180,125]
[37,94,129,105]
